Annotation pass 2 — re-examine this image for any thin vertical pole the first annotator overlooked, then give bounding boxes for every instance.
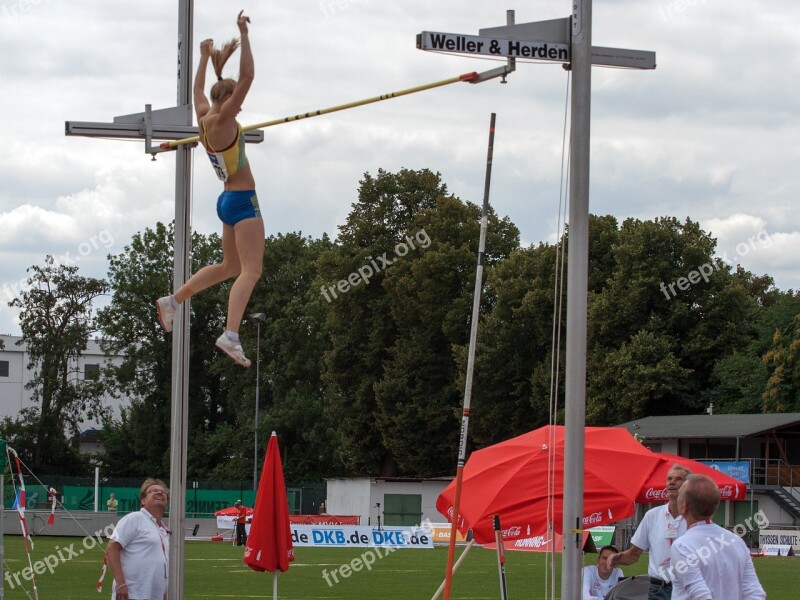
[561,0,591,599]
[168,1,193,599]
[1,474,4,600]
[94,467,99,512]
[443,112,496,599]
[254,323,260,491]
[493,515,509,600]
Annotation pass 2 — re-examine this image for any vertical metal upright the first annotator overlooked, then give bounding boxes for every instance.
[167,1,193,599]
[561,0,592,599]
[1,473,4,600]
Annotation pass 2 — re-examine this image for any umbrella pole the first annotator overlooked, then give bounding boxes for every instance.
[273,572,278,600]
[442,112,497,600]
[431,540,475,600]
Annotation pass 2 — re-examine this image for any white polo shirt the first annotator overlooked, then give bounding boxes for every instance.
[110,508,169,599]
[581,564,623,599]
[669,522,765,600]
[630,504,686,579]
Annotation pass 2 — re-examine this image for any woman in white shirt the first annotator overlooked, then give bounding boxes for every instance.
[583,545,624,599]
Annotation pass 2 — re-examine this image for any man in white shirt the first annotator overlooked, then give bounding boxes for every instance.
[668,474,765,600]
[583,545,624,599]
[105,479,170,600]
[607,464,690,600]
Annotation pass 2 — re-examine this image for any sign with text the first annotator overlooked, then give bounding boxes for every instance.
[428,523,467,544]
[759,529,800,553]
[761,545,794,556]
[291,525,434,549]
[418,31,569,62]
[417,32,656,69]
[699,460,750,484]
[590,526,616,548]
[483,530,592,553]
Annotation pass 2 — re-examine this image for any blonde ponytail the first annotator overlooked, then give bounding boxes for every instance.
[209,38,240,102]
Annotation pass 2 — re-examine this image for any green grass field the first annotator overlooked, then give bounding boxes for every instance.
[2,536,799,599]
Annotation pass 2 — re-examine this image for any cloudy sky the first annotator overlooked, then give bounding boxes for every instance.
[1,0,797,336]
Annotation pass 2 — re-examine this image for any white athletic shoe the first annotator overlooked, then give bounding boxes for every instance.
[215,334,252,368]
[156,296,175,333]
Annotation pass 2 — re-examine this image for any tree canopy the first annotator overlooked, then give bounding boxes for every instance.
[6,168,798,478]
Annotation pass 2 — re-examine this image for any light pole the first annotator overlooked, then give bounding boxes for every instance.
[247,312,267,490]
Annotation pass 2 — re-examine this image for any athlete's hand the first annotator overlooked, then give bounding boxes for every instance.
[200,38,213,56]
[237,10,250,35]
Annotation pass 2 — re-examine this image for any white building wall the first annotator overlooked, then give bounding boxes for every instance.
[325,478,451,526]
[326,478,372,523]
[0,334,127,431]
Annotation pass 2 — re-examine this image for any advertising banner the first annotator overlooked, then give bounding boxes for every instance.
[290,515,360,525]
[290,525,433,548]
[700,460,750,484]
[759,529,800,553]
[483,530,592,553]
[428,523,467,544]
[589,526,616,547]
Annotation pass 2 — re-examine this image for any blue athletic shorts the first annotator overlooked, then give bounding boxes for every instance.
[216,190,261,226]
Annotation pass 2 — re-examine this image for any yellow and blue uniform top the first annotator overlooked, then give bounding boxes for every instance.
[200,118,249,182]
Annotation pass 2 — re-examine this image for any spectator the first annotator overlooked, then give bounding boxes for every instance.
[669,474,765,600]
[107,492,119,512]
[583,544,624,599]
[607,464,691,600]
[235,500,248,546]
[105,479,169,600]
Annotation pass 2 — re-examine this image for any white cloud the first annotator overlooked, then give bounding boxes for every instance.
[1,0,798,334]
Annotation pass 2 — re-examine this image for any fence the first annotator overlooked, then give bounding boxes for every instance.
[2,476,326,518]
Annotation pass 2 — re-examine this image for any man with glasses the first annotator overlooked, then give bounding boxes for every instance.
[106,479,170,600]
[607,464,691,600]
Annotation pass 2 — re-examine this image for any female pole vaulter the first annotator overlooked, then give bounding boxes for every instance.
[157,10,263,368]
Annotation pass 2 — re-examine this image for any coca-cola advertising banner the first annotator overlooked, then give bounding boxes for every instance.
[637,454,748,503]
[484,529,604,553]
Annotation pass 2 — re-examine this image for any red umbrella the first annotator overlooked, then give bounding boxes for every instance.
[244,432,294,598]
[437,425,662,544]
[637,452,747,502]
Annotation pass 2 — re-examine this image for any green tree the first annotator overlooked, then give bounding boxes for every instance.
[763,311,800,412]
[704,273,799,414]
[6,256,108,472]
[466,243,560,446]
[466,215,619,445]
[97,223,234,477]
[229,232,342,482]
[586,217,755,422]
[321,169,448,476]
[97,225,341,482]
[376,195,518,475]
[321,168,519,475]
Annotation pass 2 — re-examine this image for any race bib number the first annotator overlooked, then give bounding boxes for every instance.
[206,151,229,182]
